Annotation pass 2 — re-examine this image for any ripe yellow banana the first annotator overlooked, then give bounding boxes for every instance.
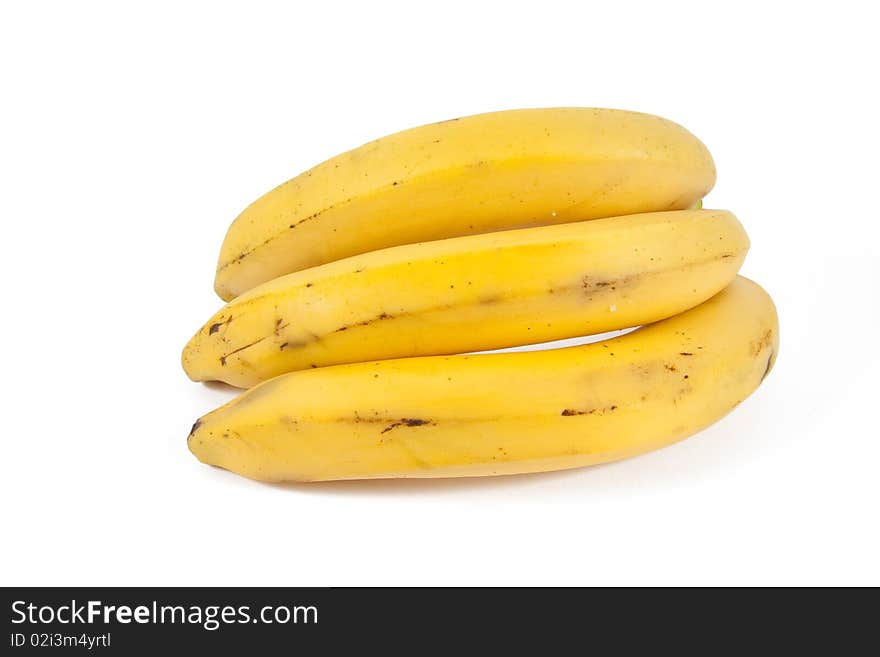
[187,276,778,482]
[185,209,748,388]
[214,107,716,300]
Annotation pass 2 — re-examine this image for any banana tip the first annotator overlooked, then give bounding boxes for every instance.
[188,419,202,441]
[213,278,236,303]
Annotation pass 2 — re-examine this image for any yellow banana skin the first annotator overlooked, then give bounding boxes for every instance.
[184,210,748,388]
[187,276,778,482]
[214,107,716,300]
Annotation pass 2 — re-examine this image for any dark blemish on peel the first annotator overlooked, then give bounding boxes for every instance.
[208,316,232,335]
[582,277,615,290]
[753,329,774,356]
[381,418,434,434]
[561,405,617,416]
[188,419,202,438]
[219,337,267,366]
[287,210,323,231]
[305,283,313,288]
[280,339,307,351]
[679,352,693,356]
[582,275,632,294]
[334,312,393,333]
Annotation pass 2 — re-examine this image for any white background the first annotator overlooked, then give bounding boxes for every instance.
[1,1,877,586]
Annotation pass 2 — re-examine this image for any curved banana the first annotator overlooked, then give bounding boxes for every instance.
[214,107,716,300]
[187,276,778,482]
[185,209,748,388]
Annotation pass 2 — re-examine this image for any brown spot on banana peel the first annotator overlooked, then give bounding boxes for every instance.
[208,316,233,335]
[334,312,393,333]
[219,337,268,366]
[280,339,309,351]
[336,414,435,433]
[582,276,628,293]
[752,329,774,356]
[188,419,202,439]
[561,405,617,416]
[584,279,614,288]
[287,210,324,230]
[381,418,434,434]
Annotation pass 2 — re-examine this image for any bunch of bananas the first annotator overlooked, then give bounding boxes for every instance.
[183,108,778,483]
